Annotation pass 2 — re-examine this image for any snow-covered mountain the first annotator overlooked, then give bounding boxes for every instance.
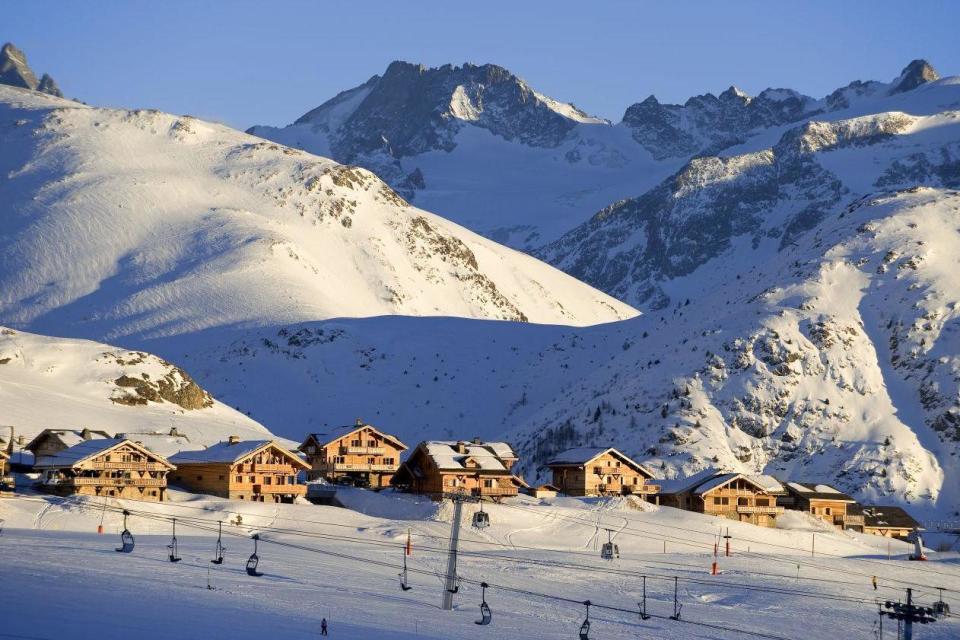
[248,61,682,249]
[248,60,944,251]
[0,84,634,343]
[0,42,62,97]
[0,327,271,454]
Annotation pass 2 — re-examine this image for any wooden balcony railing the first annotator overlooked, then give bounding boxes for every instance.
[473,486,518,497]
[253,484,307,495]
[320,463,397,472]
[339,446,385,455]
[736,505,784,515]
[57,477,167,487]
[250,463,294,473]
[623,483,660,494]
[841,514,865,526]
[90,461,168,471]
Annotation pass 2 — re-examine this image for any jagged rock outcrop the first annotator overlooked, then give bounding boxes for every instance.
[0,43,62,96]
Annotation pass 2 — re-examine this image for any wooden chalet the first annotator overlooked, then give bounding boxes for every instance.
[659,470,784,528]
[858,505,922,539]
[25,428,112,467]
[169,436,308,503]
[35,438,175,502]
[527,484,560,499]
[393,439,527,499]
[298,420,407,488]
[545,447,659,500]
[779,482,863,531]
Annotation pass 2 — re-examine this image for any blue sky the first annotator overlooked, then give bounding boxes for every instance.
[5,0,959,129]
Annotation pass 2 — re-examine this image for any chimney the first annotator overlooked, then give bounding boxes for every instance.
[355,418,363,427]
[228,435,240,445]
[456,441,467,454]
[81,428,92,440]
[472,437,482,445]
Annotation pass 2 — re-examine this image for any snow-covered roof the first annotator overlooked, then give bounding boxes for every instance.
[417,440,516,472]
[659,469,773,496]
[784,482,856,502]
[861,505,922,530]
[658,468,721,495]
[546,447,655,477]
[35,438,173,469]
[746,474,786,494]
[303,423,407,451]
[25,428,112,452]
[169,439,308,468]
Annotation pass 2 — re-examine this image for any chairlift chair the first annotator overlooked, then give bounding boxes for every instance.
[115,510,135,553]
[168,518,182,562]
[399,548,412,591]
[211,521,225,565]
[472,501,490,529]
[246,533,264,577]
[474,582,492,626]
[600,528,619,560]
[579,600,591,640]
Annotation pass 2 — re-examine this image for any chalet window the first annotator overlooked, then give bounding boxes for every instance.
[264,477,272,485]
[368,457,375,464]
[277,476,285,485]
[824,507,832,515]
[714,497,729,506]
[249,476,255,483]
[616,461,621,467]
[593,467,602,474]
[351,439,362,447]
[236,476,243,483]
[306,446,316,454]
[738,497,748,506]
[756,498,769,507]
[368,440,376,447]
[105,455,112,462]
[483,479,496,488]
[196,475,203,481]
[811,507,818,514]
[218,475,225,481]
[633,477,639,485]
[714,497,722,505]
[384,458,394,465]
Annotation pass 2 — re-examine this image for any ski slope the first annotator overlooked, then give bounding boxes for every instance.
[1,490,957,639]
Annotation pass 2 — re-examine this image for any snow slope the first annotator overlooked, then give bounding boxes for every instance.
[0,327,272,455]
[0,84,634,344]
[0,491,957,639]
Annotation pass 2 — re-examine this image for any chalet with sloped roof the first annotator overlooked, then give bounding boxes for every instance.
[858,505,922,539]
[25,428,112,467]
[35,438,175,502]
[659,470,784,527]
[298,420,407,488]
[545,447,659,500]
[169,436,308,503]
[393,439,527,499]
[779,481,863,531]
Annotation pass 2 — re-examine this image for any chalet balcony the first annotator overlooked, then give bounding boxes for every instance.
[90,461,169,471]
[252,483,307,495]
[250,463,294,473]
[736,505,785,515]
[320,462,398,472]
[339,446,385,455]
[840,514,865,527]
[58,477,167,487]
[473,486,518,497]
[623,483,660,494]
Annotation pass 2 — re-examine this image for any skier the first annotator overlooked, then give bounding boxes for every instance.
[872,575,878,591]
[320,618,328,636]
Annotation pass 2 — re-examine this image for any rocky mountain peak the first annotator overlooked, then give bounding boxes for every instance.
[0,42,62,97]
[889,59,939,94]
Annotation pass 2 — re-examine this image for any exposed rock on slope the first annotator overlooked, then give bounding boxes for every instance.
[0,43,62,97]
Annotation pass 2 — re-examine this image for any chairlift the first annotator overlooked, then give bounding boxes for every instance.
[600,528,619,560]
[246,533,264,577]
[578,600,591,640]
[447,577,461,594]
[399,548,412,591]
[474,581,492,626]
[167,518,182,562]
[472,501,490,529]
[211,520,225,565]
[115,510,135,553]
[932,587,951,619]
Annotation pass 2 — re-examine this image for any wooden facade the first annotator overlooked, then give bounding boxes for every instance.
[170,437,308,503]
[393,440,526,499]
[36,438,174,502]
[860,506,922,539]
[660,472,784,528]
[779,482,863,531]
[298,421,407,488]
[546,447,659,499]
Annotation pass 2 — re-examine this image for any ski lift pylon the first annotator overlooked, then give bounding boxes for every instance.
[115,509,134,553]
[246,533,264,577]
[475,581,492,626]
